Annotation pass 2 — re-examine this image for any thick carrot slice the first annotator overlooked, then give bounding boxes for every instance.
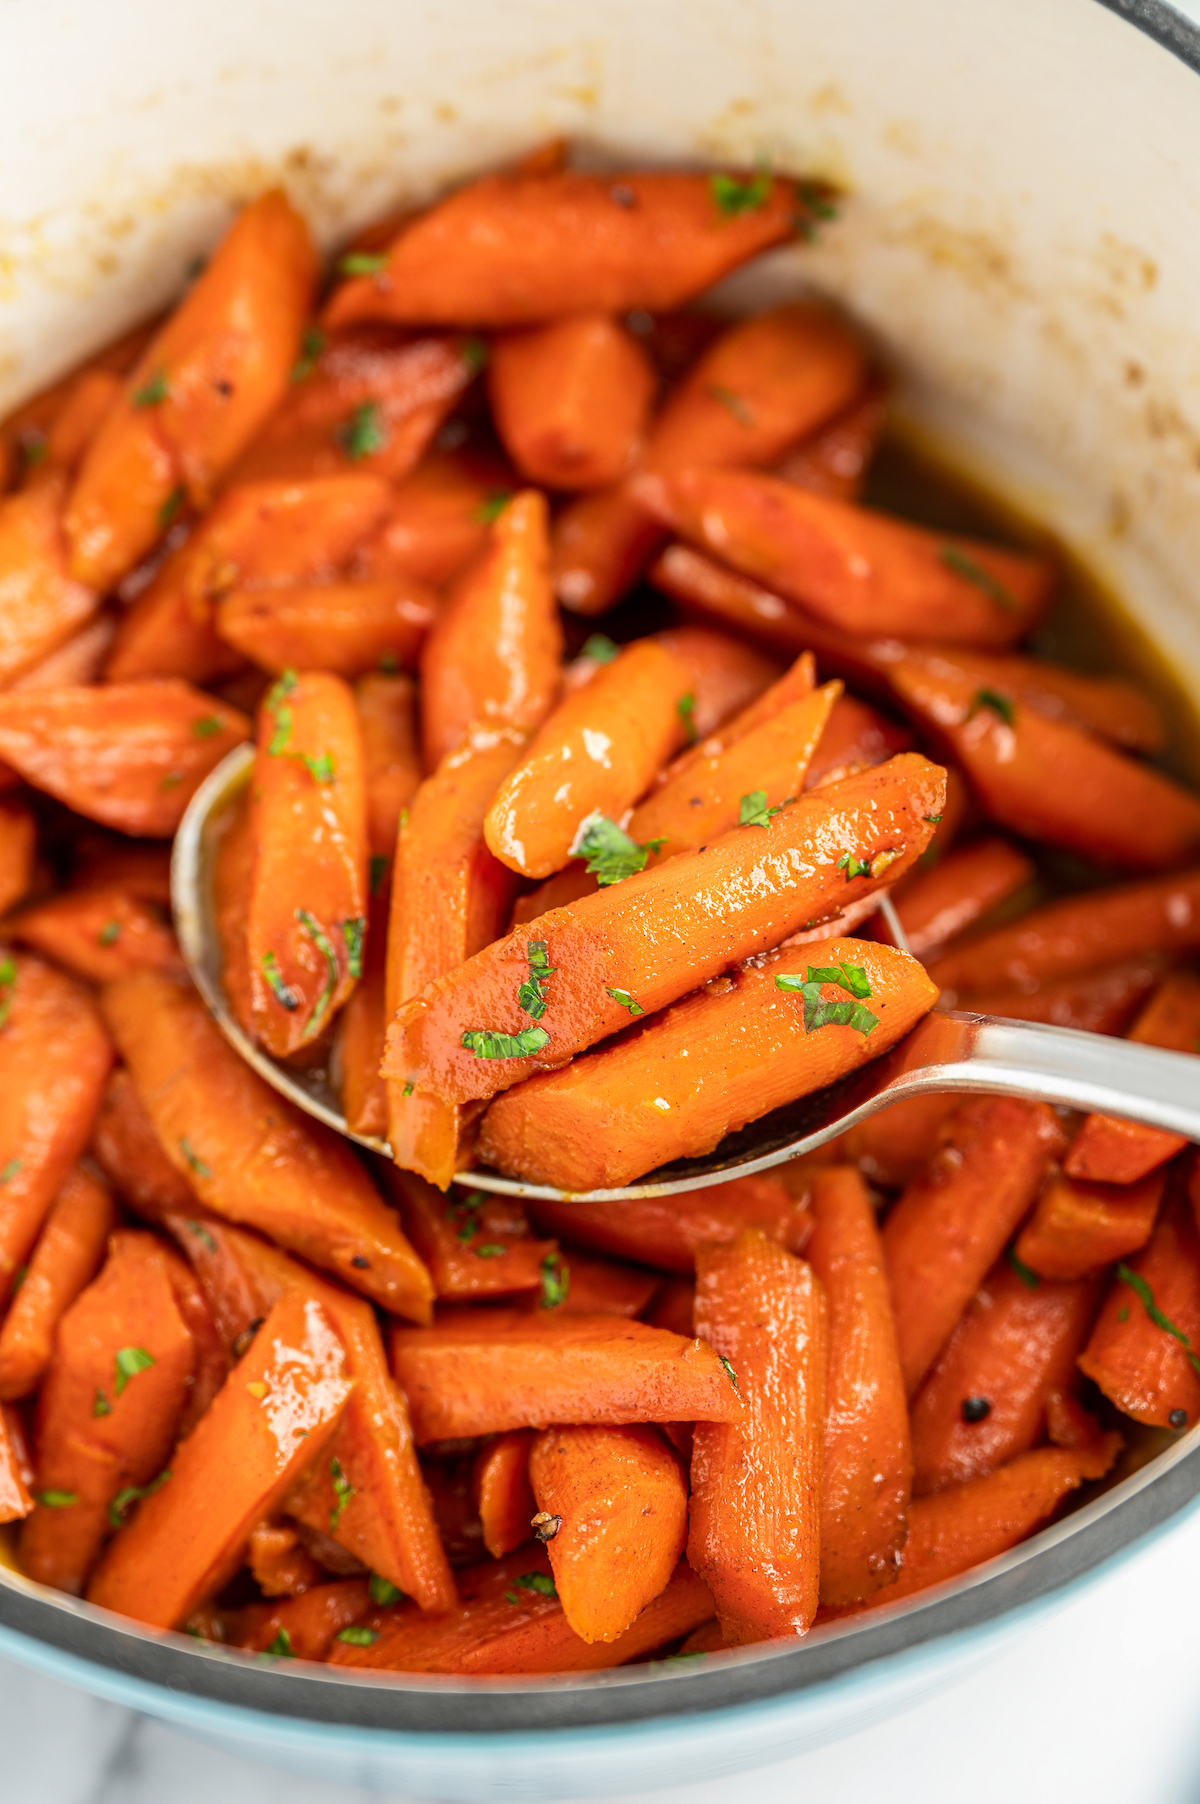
[1015,1169,1165,1281]
[689,1231,826,1643]
[65,192,317,590]
[228,1577,375,1659]
[551,486,665,617]
[941,652,1164,757]
[910,1261,1101,1495]
[0,682,248,836]
[1,315,157,485]
[386,1170,556,1301]
[86,1291,351,1628]
[774,377,888,502]
[882,1098,1067,1395]
[1078,1193,1200,1429]
[156,1240,229,1437]
[527,1173,810,1275]
[246,670,367,1056]
[357,671,420,858]
[0,797,36,917]
[0,478,98,684]
[511,1248,658,1319]
[891,837,1036,962]
[0,954,113,1303]
[489,314,655,490]
[339,881,390,1142]
[68,836,172,904]
[478,937,938,1192]
[0,1166,117,1401]
[8,885,184,985]
[323,170,809,329]
[387,753,945,1109]
[528,1424,687,1642]
[246,1519,322,1596]
[342,677,408,1128]
[101,971,434,1320]
[354,446,515,589]
[385,727,525,1187]
[806,1167,911,1606]
[645,1277,695,1337]
[803,694,912,789]
[89,1069,198,1223]
[1064,974,1200,1184]
[217,579,437,680]
[472,1430,536,1558]
[390,1310,742,1443]
[0,1405,33,1523]
[19,1229,195,1594]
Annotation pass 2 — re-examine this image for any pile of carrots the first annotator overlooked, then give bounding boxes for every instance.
[0,141,1198,1673]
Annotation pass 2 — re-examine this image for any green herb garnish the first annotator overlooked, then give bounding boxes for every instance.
[1117,1263,1200,1377]
[35,1490,78,1509]
[329,1456,355,1532]
[676,692,697,746]
[265,1628,294,1657]
[541,1252,569,1310]
[261,950,301,1013]
[186,1219,218,1253]
[923,813,943,824]
[402,1081,414,1097]
[179,1139,213,1180]
[461,336,488,375]
[296,909,340,1035]
[108,1468,171,1528]
[775,964,879,1036]
[517,940,557,1021]
[474,1244,507,1259]
[266,669,298,756]
[1007,1247,1040,1291]
[836,851,870,881]
[940,545,1016,613]
[98,920,122,947]
[710,170,773,217]
[708,384,754,425]
[718,1355,739,1392]
[967,687,1016,727]
[738,789,789,830]
[192,715,225,739]
[339,401,389,462]
[580,633,619,665]
[0,956,17,1030]
[336,1625,380,1646]
[341,916,366,980]
[338,251,389,277]
[369,1573,403,1607]
[158,486,185,532]
[132,369,169,408]
[92,1389,112,1417]
[505,1572,557,1603]
[290,325,326,383]
[461,1026,551,1060]
[606,986,645,1016]
[575,815,664,886]
[302,750,336,785]
[114,1346,155,1396]
[473,491,512,525]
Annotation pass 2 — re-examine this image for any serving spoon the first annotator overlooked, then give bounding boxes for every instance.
[174,746,1200,1203]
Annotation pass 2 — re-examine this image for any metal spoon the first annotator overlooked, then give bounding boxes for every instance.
[174,746,1200,1202]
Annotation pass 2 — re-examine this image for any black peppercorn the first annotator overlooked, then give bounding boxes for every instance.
[961,1395,991,1424]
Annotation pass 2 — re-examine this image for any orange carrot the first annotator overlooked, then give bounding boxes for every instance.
[0,797,36,918]
[528,1424,687,1642]
[489,314,655,490]
[323,171,810,329]
[942,652,1164,757]
[689,1230,827,1643]
[803,694,913,789]
[0,681,248,836]
[774,377,888,502]
[390,1310,743,1443]
[89,1068,198,1224]
[246,670,367,1056]
[550,486,664,617]
[842,1095,960,1191]
[652,625,783,741]
[882,1098,1067,1395]
[910,1260,1101,1495]
[217,578,437,680]
[806,1167,911,1606]
[68,836,173,904]
[0,316,159,487]
[0,954,113,1303]
[512,1248,659,1319]
[890,837,1034,962]
[15,613,118,689]
[156,1240,229,1437]
[1014,1169,1165,1281]
[1078,1193,1200,1430]
[653,650,817,791]
[527,1173,811,1275]
[338,878,390,1142]
[0,478,98,684]
[86,1290,351,1628]
[645,1277,695,1337]
[246,1518,322,1597]
[21,370,123,484]
[101,970,434,1320]
[472,1431,536,1558]
[356,671,420,858]
[65,192,317,590]
[1063,974,1200,1184]
[0,1404,33,1523]
[354,446,515,589]
[212,792,257,1039]
[19,1229,195,1594]
[386,1170,556,1301]
[478,937,938,1192]
[386,753,945,1109]
[0,1166,117,1400]
[228,1577,374,1659]
[8,885,184,986]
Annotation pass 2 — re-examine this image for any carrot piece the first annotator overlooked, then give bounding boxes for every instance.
[806,1167,911,1606]
[100,971,434,1320]
[385,727,525,1187]
[803,693,913,789]
[550,487,665,618]
[89,1068,198,1223]
[354,446,515,589]
[1014,1169,1165,1281]
[1064,974,1200,1184]
[217,579,436,680]
[483,639,692,880]
[0,954,113,1304]
[19,1229,195,1594]
[338,882,391,1142]
[1,315,158,485]
[65,192,317,590]
[210,789,256,1041]
[324,171,810,330]
[648,540,871,671]
[957,958,1168,1037]
[0,1404,33,1523]
[419,490,562,770]
[891,837,1035,962]
[489,314,654,491]
[0,478,98,683]
[645,1277,695,1337]
[337,676,398,1128]
[388,753,946,1109]
[653,649,817,792]
[228,1576,375,1659]
[472,1431,536,1558]
[8,885,184,985]
[478,937,939,1192]
[528,1424,687,1642]
[910,1261,1101,1495]
[356,671,420,859]
[0,681,248,836]
[246,670,367,1056]
[882,1098,1067,1396]
[0,1166,117,1401]
[528,1174,810,1275]
[246,1518,322,1597]
[842,1095,960,1191]
[386,1170,556,1301]
[103,580,243,690]
[652,625,783,741]
[774,378,888,502]
[514,1248,659,1319]
[1077,1193,1200,1429]
[390,1310,742,1443]
[22,370,123,483]
[16,612,116,690]
[943,652,1164,757]
[86,1290,351,1627]
[156,1241,230,1437]
[0,797,36,918]
[689,1231,826,1643]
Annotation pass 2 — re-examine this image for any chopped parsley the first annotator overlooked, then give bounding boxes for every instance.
[710,170,773,217]
[676,692,697,746]
[329,1456,355,1532]
[369,1573,403,1607]
[797,180,838,224]
[517,940,556,1021]
[1007,1246,1040,1290]
[179,1139,213,1180]
[0,955,17,1029]
[718,1355,739,1392]
[265,669,298,756]
[461,336,488,375]
[923,813,943,824]
[341,915,366,979]
[114,1346,155,1396]
[541,1252,569,1310]
[302,750,336,785]
[336,1625,380,1647]
[158,486,185,532]
[186,1219,217,1253]
[580,633,619,665]
[606,986,645,1016]
[1117,1263,1200,1377]
[708,384,754,425]
[775,963,879,1036]
[967,687,1016,727]
[132,369,169,408]
[339,401,389,462]
[575,814,664,886]
[338,251,389,276]
[261,950,301,1013]
[159,772,183,791]
[369,854,389,896]
[290,325,326,383]
[402,1081,414,1098]
[265,1628,294,1657]
[738,789,789,830]
[108,1467,171,1527]
[378,650,399,674]
[505,1572,557,1604]
[474,491,512,525]
[34,1490,78,1509]
[92,1389,112,1417]
[192,715,225,738]
[461,1026,550,1060]
[940,545,1016,613]
[98,920,122,947]
[296,909,340,1035]
[474,1244,507,1259]
[836,851,870,881]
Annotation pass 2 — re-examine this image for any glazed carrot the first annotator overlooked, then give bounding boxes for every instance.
[156,1241,229,1437]
[385,727,526,1187]
[803,694,913,789]
[488,314,655,490]
[19,1229,195,1594]
[89,1069,198,1223]
[0,478,98,683]
[102,580,242,689]
[338,880,390,1141]
[774,378,888,502]
[529,1424,687,1642]
[842,1096,960,1190]
[386,1170,556,1301]
[1014,1169,1165,1281]
[550,486,664,617]
[890,837,1036,961]
[323,170,811,329]
[246,670,368,1056]
[0,1404,33,1523]
[527,1173,811,1275]
[512,1248,659,1319]
[645,1277,695,1337]
[963,958,1167,1036]
[1078,1194,1200,1429]
[0,797,35,917]
[101,971,434,1320]
[882,1098,1067,1395]
[387,754,945,1109]
[419,491,562,770]
[356,672,420,858]
[0,315,158,489]
[22,370,122,484]
[943,652,1164,757]
[910,1261,1101,1495]
[354,446,515,589]
[86,1291,351,1628]
[638,469,1053,649]
[389,1310,743,1443]
[0,954,113,1303]
[655,650,817,791]
[1064,974,1200,1184]
[210,791,256,1039]
[16,613,116,690]
[652,625,783,741]
[217,578,437,680]
[0,1166,117,1400]
[689,1231,827,1643]
[8,885,184,986]
[884,647,1200,871]
[478,937,938,1192]
[228,1577,375,1659]
[329,1546,714,1674]
[65,192,317,590]
[0,682,248,836]
[246,1519,322,1597]
[483,639,692,879]
[472,1431,536,1558]
[806,1167,911,1606]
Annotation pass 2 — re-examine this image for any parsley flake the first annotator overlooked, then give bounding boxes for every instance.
[836,851,870,881]
[0,955,17,1029]
[329,1456,355,1532]
[461,336,488,375]
[108,1467,171,1527]
[940,545,1016,612]
[338,251,389,276]
[92,1389,112,1418]
[923,813,943,824]
[186,1219,217,1253]
[341,916,366,980]
[369,1573,404,1607]
[266,1628,294,1657]
[708,384,754,425]
[738,789,789,830]
[677,692,697,746]
[517,940,557,1020]
[265,669,298,756]
[541,1252,570,1310]
[296,909,341,1034]
[290,326,326,383]
[1117,1263,1200,1377]
[1007,1246,1040,1290]
[303,750,336,785]
[718,1355,739,1392]
[474,1244,507,1259]
[339,401,389,461]
[710,170,773,217]
[179,1139,213,1180]
[967,687,1016,728]
[580,633,619,665]
[775,964,879,1036]
[606,985,645,1016]
[474,491,512,525]
[132,369,169,408]
[461,1026,550,1060]
[511,1571,557,1600]
[158,486,185,531]
[98,920,122,947]
[261,950,302,1013]
[114,1346,155,1395]
[575,814,664,886]
[35,1490,78,1509]
[402,1082,414,1097]
[192,715,225,738]
[336,1625,380,1646]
